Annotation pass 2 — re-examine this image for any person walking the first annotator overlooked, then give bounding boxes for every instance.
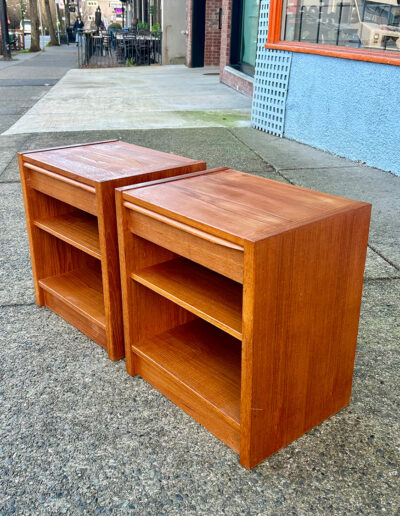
[73,16,84,45]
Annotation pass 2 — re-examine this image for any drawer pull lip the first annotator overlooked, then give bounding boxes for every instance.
[24,163,96,193]
[123,201,244,252]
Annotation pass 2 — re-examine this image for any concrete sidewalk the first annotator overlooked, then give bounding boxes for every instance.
[0,46,399,515]
[4,65,251,134]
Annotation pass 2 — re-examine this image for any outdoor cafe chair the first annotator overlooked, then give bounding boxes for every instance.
[135,29,150,65]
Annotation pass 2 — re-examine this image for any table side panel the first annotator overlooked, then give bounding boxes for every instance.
[240,204,371,469]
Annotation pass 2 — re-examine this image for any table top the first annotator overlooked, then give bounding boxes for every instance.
[115,34,158,40]
[20,140,205,186]
[121,168,370,244]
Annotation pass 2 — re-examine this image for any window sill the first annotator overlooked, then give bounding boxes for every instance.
[265,41,400,66]
[224,66,254,83]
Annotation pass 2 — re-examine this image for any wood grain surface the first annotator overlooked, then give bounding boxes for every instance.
[21,140,206,186]
[19,141,207,360]
[118,169,371,468]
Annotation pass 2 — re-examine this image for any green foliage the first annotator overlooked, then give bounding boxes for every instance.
[109,23,122,29]
[151,23,161,33]
[137,21,149,29]
[125,57,135,66]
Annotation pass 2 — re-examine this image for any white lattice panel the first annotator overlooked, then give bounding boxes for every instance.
[251,0,292,136]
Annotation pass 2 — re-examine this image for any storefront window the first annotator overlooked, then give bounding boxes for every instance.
[231,0,261,76]
[281,0,400,52]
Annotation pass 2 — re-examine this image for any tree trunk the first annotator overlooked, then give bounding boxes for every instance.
[0,0,12,60]
[44,0,59,45]
[29,0,41,51]
[56,4,64,32]
[65,0,70,29]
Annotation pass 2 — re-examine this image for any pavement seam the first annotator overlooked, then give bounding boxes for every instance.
[367,243,400,271]
[278,165,361,171]
[228,130,400,273]
[0,153,18,180]
[364,277,400,282]
[227,128,290,182]
[227,129,363,172]
[0,134,30,179]
[0,301,36,308]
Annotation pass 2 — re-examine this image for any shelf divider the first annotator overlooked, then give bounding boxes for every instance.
[39,266,106,328]
[132,319,241,432]
[131,257,243,340]
[34,211,101,260]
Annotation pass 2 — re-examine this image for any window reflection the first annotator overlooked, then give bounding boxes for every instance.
[282,0,400,51]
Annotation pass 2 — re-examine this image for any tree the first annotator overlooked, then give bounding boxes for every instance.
[29,0,40,51]
[43,0,58,45]
[64,0,70,29]
[0,0,12,60]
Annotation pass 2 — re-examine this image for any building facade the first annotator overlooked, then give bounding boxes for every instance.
[187,0,399,174]
[186,0,261,97]
[252,0,400,175]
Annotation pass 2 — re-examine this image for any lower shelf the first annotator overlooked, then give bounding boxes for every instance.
[39,265,106,347]
[132,319,241,450]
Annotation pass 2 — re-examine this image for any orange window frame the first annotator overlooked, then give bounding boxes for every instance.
[265,0,400,65]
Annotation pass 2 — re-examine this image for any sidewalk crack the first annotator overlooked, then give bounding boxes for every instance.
[364,277,400,282]
[368,244,400,271]
[0,134,30,180]
[0,301,36,308]
[227,128,290,183]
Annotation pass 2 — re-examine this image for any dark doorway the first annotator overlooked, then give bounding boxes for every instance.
[191,0,206,67]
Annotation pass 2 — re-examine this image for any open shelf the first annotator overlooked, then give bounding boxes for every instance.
[131,258,243,340]
[34,211,101,260]
[132,318,241,428]
[39,265,105,329]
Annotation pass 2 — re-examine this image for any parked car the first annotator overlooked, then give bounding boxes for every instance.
[20,19,31,35]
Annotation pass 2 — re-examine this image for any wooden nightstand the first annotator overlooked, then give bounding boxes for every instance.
[19,140,206,360]
[116,168,371,469]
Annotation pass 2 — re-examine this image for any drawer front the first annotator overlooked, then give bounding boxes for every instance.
[27,165,97,216]
[126,207,244,283]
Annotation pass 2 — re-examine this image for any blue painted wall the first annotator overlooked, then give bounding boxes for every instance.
[284,53,400,175]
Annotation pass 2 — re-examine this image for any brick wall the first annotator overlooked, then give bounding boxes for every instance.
[219,0,254,97]
[219,0,232,74]
[204,0,222,66]
[186,0,253,97]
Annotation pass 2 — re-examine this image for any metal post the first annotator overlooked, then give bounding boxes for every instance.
[55,0,60,43]
[298,6,304,41]
[316,0,323,43]
[149,0,153,30]
[336,2,343,45]
[0,0,12,59]
[37,0,45,51]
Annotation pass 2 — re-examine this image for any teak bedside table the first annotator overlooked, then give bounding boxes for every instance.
[18,140,206,360]
[116,168,371,469]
